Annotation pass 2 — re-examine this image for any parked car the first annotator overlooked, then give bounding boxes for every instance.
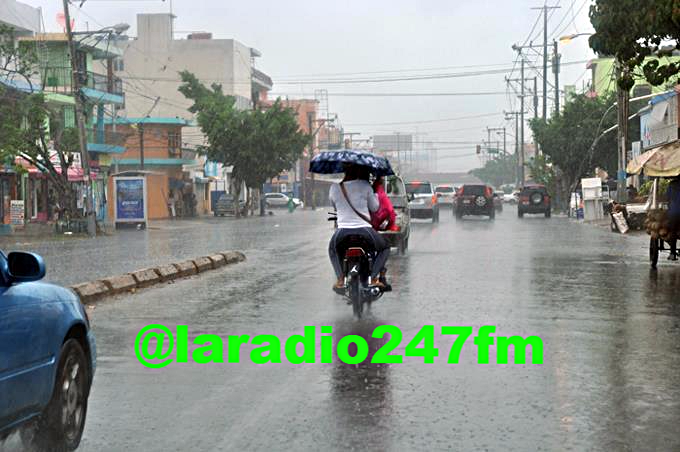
[214,194,247,216]
[405,181,439,223]
[0,251,96,451]
[518,184,551,218]
[493,191,504,212]
[435,184,455,206]
[454,184,495,220]
[263,192,303,209]
[381,175,411,253]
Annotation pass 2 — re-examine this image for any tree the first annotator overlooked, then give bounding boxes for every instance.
[178,71,308,216]
[469,153,516,188]
[0,26,81,218]
[590,0,680,89]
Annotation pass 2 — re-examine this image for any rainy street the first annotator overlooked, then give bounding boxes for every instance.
[5,207,678,451]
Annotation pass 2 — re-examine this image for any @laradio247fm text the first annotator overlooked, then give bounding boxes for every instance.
[135,325,544,368]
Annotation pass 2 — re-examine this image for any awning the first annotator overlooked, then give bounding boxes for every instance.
[626,140,680,177]
[15,157,99,182]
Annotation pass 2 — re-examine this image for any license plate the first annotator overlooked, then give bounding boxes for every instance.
[522,201,529,205]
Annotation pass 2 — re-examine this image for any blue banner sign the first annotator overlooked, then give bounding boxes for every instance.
[115,178,145,221]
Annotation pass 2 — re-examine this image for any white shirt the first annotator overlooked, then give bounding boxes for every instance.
[329,180,379,229]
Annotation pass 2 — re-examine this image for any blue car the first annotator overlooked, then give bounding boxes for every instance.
[0,251,96,451]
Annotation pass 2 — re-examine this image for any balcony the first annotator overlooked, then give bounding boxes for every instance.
[86,128,128,154]
[42,66,124,104]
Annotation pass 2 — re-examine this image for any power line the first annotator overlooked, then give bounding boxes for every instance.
[271,91,508,97]
[344,112,503,127]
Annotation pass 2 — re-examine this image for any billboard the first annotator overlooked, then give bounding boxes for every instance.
[114,177,147,223]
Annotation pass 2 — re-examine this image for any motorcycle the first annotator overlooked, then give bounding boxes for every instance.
[328,212,385,318]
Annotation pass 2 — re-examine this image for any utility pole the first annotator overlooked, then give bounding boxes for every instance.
[531,4,560,121]
[616,63,630,202]
[520,57,525,185]
[505,111,521,185]
[139,123,145,170]
[62,0,96,237]
[553,40,560,115]
[533,77,539,119]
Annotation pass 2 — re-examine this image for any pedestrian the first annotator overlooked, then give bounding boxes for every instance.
[371,177,398,231]
[167,190,177,218]
[666,177,680,260]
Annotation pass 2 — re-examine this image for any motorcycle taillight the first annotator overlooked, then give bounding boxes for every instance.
[345,248,365,258]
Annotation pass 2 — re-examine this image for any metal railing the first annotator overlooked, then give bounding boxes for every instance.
[42,66,123,97]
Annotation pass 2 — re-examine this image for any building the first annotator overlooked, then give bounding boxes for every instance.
[639,89,680,152]
[0,0,40,38]
[0,0,41,231]
[262,98,319,198]
[587,56,680,98]
[17,32,126,224]
[105,117,196,220]
[113,13,273,213]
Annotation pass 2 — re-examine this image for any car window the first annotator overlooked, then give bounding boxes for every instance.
[405,183,433,195]
[385,177,405,196]
[436,186,454,193]
[462,185,485,196]
[521,187,547,195]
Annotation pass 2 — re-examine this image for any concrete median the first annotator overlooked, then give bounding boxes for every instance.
[69,250,245,304]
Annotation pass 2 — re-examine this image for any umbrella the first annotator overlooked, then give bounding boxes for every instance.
[309,150,395,177]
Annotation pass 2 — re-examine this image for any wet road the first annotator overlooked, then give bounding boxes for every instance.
[8,206,680,451]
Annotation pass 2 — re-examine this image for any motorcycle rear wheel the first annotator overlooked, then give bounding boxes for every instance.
[349,276,363,318]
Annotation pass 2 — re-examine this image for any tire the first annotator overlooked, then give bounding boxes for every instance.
[349,276,363,318]
[22,339,90,452]
[398,236,408,254]
[650,237,659,269]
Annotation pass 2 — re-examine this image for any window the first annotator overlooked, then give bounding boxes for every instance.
[168,131,181,156]
[405,183,433,195]
[113,58,125,72]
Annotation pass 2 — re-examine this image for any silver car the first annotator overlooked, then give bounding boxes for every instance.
[405,181,440,223]
[264,193,303,208]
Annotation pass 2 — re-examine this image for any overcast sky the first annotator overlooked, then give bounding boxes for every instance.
[24,0,595,172]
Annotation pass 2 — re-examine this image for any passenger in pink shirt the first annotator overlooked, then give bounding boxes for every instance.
[371,177,399,231]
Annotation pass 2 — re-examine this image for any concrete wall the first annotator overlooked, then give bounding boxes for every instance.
[117,13,254,148]
[0,0,40,36]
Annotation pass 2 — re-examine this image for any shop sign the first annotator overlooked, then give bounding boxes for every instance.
[10,200,24,226]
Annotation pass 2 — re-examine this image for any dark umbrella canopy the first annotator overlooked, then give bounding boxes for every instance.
[309,150,395,177]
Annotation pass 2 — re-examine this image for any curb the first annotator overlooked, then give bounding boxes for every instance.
[70,250,246,304]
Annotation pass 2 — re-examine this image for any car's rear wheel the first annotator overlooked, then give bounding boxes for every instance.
[399,236,408,254]
[21,339,90,452]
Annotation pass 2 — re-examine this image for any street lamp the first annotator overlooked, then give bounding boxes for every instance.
[558,32,593,44]
[72,23,130,36]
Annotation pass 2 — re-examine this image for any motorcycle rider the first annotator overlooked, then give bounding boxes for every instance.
[329,163,390,291]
